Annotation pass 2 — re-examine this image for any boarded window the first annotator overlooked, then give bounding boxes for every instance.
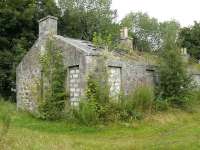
[108,67,121,97]
[146,69,159,86]
[69,66,80,106]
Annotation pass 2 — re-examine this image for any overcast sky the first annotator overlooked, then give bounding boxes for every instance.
[111,0,200,27]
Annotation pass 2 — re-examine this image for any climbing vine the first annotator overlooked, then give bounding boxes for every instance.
[38,36,66,120]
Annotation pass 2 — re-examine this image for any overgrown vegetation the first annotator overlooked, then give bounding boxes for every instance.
[38,37,66,120]
[157,49,193,108]
[0,112,11,144]
[36,38,197,124]
[92,32,117,50]
[0,98,11,146]
[65,54,155,125]
[127,85,154,114]
[68,55,111,125]
[1,99,200,149]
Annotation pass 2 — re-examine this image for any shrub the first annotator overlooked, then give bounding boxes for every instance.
[73,84,155,125]
[92,32,116,51]
[72,56,111,125]
[118,93,143,121]
[182,89,200,112]
[190,89,200,105]
[72,100,100,125]
[116,86,154,121]
[158,49,193,107]
[155,99,169,111]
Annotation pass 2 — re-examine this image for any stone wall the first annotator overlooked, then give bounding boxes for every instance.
[107,58,155,95]
[16,42,41,112]
[53,36,88,105]
[83,53,155,97]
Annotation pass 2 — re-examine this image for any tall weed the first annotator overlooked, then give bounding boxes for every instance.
[0,101,11,144]
[129,85,154,113]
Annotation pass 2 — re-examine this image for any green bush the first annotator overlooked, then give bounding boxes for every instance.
[70,85,155,125]
[182,89,200,112]
[155,99,169,111]
[72,100,100,125]
[158,49,193,107]
[118,93,143,121]
[38,98,65,120]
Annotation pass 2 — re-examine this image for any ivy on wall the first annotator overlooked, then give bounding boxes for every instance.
[38,36,67,120]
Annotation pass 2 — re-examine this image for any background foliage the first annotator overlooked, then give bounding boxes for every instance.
[0,0,117,101]
[121,12,180,52]
[0,0,60,99]
[179,22,200,60]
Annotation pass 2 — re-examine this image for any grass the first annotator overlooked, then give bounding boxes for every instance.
[0,100,200,150]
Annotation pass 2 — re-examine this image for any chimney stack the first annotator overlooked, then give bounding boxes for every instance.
[120,27,133,50]
[39,16,58,37]
[120,27,129,39]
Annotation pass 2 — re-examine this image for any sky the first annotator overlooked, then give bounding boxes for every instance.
[111,0,200,27]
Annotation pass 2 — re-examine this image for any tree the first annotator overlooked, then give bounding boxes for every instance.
[121,12,180,52]
[58,0,119,41]
[158,48,192,106]
[0,0,60,100]
[121,12,161,52]
[160,20,180,50]
[179,22,200,60]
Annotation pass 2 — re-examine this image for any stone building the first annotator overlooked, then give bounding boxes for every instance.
[16,16,157,112]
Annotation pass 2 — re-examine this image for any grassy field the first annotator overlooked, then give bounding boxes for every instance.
[0,101,200,150]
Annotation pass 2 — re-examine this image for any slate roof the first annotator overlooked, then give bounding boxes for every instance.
[54,35,102,55]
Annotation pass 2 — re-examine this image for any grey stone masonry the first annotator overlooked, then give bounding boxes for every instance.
[69,66,81,106]
[39,16,58,37]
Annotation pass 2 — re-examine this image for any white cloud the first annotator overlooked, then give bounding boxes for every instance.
[111,0,200,27]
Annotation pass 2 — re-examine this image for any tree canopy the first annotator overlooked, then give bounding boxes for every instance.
[179,22,200,60]
[0,0,60,99]
[58,0,119,41]
[0,0,118,100]
[121,12,180,52]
